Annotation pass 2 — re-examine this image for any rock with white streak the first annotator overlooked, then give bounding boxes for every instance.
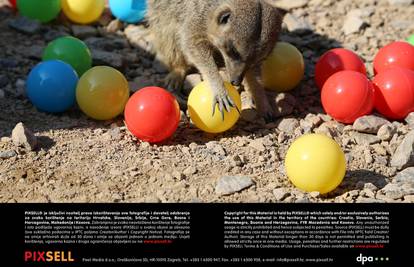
[12,122,37,151]
[215,176,254,196]
[353,115,389,134]
[390,130,414,170]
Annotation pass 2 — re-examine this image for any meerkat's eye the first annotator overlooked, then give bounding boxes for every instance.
[218,10,231,25]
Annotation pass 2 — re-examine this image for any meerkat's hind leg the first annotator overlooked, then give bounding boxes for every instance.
[164,67,188,110]
[164,68,186,93]
[243,67,275,123]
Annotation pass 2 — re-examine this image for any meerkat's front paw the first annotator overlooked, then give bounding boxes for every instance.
[211,86,240,120]
[164,71,185,93]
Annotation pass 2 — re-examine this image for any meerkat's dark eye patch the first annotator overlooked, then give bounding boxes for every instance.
[225,41,242,61]
[218,10,231,25]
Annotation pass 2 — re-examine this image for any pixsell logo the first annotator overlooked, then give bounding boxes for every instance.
[24,251,75,262]
[356,253,373,265]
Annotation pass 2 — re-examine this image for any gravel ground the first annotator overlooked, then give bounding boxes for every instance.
[1,0,414,203]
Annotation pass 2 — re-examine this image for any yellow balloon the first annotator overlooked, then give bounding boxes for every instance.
[61,0,105,24]
[262,42,305,92]
[76,66,130,120]
[188,82,241,133]
[285,134,346,194]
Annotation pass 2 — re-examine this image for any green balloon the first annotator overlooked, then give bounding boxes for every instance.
[43,36,92,76]
[408,34,414,46]
[17,0,61,23]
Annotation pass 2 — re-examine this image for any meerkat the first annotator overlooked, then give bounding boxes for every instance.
[146,0,285,121]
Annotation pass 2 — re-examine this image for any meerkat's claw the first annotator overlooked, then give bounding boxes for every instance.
[212,92,237,121]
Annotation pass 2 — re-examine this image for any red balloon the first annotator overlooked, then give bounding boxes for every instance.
[315,48,366,90]
[124,87,181,143]
[374,41,414,75]
[9,0,16,8]
[372,67,414,120]
[322,71,374,124]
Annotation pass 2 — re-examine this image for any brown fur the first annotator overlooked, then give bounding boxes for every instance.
[147,0,284,120]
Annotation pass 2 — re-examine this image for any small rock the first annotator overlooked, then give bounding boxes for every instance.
[274,0,308,9]
[353,115,389,134]
[394,167,414,185]
[364,183,378,191]
[0,89,5,98]
[314,123,333,138]
[8,16,41,34]
[390,130,414,170]
[377,124,396,141]
[249,139,266,152]
[183,166,197,176]
[300,114,323,133]
[405,112,414,127]
[380,183,404,199]
[295,197,311,203]
[371,144,387,156]
[309,191,320,198]
[71,25,98,39]
[206,142,227,156]
[11,122,37,151]
[91,49,124,68]
[351,132,380,146]
[283,13,312,32]
[342,14,366,35]
[172,171,185,180]
[273,187,290,201]
[277,118,299,132]
[230,155,243,167]
[215,176,254,196]
[364,149,373,164]
[388,0,413,6]
[0,150,17,159]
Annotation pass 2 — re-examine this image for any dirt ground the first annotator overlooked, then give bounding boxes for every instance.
[1,0,414,203]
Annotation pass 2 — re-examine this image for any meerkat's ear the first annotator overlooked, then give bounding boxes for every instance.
[261,0,288,17]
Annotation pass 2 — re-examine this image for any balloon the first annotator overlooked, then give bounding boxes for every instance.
[188,82,241,133]
[76,66,130,120]
[408,34,414,46]
[372,67,414,120]
[17,0,61,23]
[109,0,147,23]
[321,71,374,124]
[285,134,346,194]
[61,0,105,24]
[373,41,414,74]
[261,42,304,92]
[26,60,78,113]
[42,36,92,76]
[124,87,180,143]
[315,48,366,90]
[9,0,17,8]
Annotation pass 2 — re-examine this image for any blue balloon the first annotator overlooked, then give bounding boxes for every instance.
[26,60,79,113]
[109,0,147,23]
